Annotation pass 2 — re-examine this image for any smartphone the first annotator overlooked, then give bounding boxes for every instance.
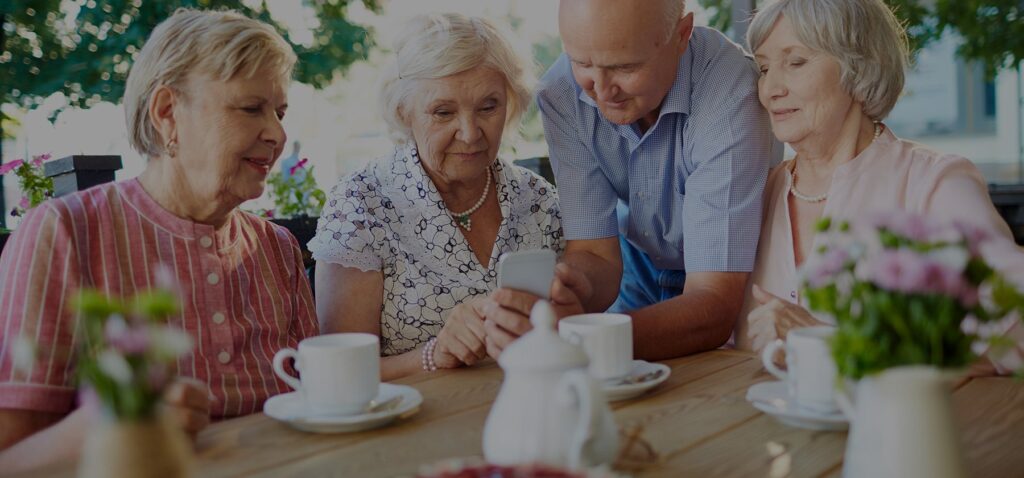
[497,249,557,299]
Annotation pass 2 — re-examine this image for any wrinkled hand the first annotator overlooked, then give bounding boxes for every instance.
[433,298,489,369]
[747,284,822,353]
[483,264,588,359]
[161,378,211,441]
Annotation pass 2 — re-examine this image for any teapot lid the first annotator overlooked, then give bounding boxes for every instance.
[498,300,588,371]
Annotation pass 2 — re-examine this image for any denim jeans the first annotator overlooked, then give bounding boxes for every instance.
[609,235,686,312]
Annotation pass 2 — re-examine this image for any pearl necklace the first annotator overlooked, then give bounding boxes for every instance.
[448,167,491,231]
[790,122,883,203]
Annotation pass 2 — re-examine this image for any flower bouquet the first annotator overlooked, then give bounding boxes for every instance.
[800,211,1024,478]
[71,278,195,478]
[801,211,1023,379]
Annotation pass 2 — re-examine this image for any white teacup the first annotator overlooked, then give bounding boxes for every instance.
[273,333,380,416]
[761,325,838,414]
[559,313,633,381]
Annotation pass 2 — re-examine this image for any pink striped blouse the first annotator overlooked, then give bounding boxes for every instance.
[0,179,318,418]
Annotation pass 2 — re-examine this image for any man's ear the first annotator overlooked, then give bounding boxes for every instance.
[149,85,179,150]
[674,12,696,54]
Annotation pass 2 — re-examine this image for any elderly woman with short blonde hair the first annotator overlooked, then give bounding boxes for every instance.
[736,0,1015,354]
[310,13,563,380]
[0,9,317,471]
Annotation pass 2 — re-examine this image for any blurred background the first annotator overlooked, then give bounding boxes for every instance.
[1,0,1021,230]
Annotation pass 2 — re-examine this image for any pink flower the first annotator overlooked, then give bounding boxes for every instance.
[105,316,151,355]
[289,158,309,176]
[952,220,993,255]
[17,197,30,209]
[804,247,850,288]
[0,160,24,175]
[29,155,50,168]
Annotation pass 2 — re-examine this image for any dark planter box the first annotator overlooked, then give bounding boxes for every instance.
[271,216,319,296]
[44,155,123,198]
[989,183,1024,245]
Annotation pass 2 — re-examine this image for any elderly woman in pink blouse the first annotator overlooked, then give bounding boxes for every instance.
[736,0,1017,357]
[0,9,317,472]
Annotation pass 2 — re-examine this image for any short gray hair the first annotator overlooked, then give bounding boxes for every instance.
[378,13,533,145]
[124,8,297,157]
[662,0,686,41]
[747,0,908,120]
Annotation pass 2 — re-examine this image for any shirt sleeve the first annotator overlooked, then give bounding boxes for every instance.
[537,55,619,241]
[308,172,387,272]
[0,204,80,413]
[681,53,776,273]
[530,173,566,255]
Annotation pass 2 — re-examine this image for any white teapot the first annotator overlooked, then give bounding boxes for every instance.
[482,301,619,470]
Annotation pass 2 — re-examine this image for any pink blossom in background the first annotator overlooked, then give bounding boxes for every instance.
[289,158,309,176]
[0,159,24,175]
[30,153,51,167]
[17,197,30,209]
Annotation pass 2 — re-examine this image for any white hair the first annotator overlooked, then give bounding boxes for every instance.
[378,13,534,145]
[746,0,908,120]
[662,0,686,41]
[124,8,297,157]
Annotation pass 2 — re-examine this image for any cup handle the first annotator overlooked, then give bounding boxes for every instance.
[272,348,302,391]
[761,339,788,381]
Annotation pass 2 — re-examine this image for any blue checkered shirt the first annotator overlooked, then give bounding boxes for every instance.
[537,27,780,273]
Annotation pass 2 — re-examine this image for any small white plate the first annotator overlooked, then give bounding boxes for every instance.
[601,360,671,402]
[264,383,422,434]
[746,381,847,431]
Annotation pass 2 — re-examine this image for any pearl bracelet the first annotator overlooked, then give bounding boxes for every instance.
[421,337,438,372]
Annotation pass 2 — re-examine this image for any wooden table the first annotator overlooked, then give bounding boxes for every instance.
[33,350,1024,477]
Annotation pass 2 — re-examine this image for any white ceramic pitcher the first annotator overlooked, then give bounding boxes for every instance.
[838,366,965,478]
[482,301,619,470]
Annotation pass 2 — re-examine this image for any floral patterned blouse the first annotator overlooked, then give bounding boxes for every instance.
[309,145,564,356]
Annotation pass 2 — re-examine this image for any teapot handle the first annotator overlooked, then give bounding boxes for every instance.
[559,369,599,471]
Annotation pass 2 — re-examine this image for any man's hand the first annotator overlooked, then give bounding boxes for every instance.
[161,379,211,440]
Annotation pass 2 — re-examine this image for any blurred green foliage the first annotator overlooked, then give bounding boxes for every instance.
[698,0,1023,75]
[0,0,379,123]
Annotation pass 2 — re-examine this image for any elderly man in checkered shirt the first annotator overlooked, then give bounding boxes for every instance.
[481,0,780,361]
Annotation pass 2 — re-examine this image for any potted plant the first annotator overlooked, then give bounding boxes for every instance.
[263,158,326,263]
[0,154,56,253]
[72,277,195,478]
[802,212,1024,478]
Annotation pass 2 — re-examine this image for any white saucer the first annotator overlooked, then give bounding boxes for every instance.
[746,381,847,431]
[264,383,422,434]
[601,360,671,401]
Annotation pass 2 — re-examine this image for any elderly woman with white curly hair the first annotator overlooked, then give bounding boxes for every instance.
[310,13,563,380]
[0,9,317,471]
[735,0,1016,357]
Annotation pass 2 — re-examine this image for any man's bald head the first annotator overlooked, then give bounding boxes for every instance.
[559,0,685,43]
[556,0,694,128]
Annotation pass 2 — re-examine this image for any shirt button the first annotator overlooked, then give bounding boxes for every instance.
[207,273,220,285]
[791,291,797,299]
[643,232,650,237]
[212,312,226,324]
[199,236,213,248]
[218,351,231,364]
